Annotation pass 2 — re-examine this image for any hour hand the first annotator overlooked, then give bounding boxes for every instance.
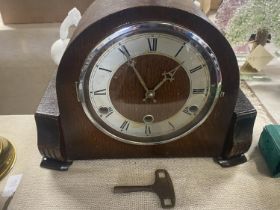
[153,61,185,92]
[164,61,185,81]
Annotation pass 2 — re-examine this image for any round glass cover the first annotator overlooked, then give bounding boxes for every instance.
[79,22,222,145]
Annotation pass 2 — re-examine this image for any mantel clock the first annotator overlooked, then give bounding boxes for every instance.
[35,0,256,170]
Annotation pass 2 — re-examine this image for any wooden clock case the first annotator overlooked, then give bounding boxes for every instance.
[35,0,257,170]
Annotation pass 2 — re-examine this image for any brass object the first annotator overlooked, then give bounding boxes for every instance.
[114,169,175,208]
[0,136,16,180]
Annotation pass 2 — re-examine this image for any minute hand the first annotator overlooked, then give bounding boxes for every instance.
[128,61,149,92]
[153,61,185,92]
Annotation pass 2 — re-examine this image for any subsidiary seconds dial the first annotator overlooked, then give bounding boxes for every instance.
[79,22,221,145]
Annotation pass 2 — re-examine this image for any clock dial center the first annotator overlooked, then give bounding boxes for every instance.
[109,54,190,123]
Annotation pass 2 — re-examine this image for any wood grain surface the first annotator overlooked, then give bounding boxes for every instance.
[56,0,239,159]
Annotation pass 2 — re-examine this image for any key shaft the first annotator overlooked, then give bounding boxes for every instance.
[114,185,153,193]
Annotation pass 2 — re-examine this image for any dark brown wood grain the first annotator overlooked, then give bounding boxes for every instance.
[35,72,66,161]
[36,77,255,163]
[55,0,240,160]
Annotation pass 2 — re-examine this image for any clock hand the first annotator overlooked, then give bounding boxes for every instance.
[128,60,149,92]
[143,61,184,102]
[153,61,185,92]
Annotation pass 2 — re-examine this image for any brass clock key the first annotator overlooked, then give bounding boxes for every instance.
[114,170,175,209]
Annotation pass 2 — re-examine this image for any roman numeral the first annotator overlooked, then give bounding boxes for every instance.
[190,64,205,74]
[183,107,192,115]
[93,89,106,95]
[118,45,130,59]
[148,38,157,52]
[145,125,152,136]
[120,120,130,131]
[98,67,112,73]
[105,107,114,118]
[193,89,205,94]
[175,43,185,57]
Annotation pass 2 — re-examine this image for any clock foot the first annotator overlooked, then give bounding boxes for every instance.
[214,154,247,167]
[40,157,73,171]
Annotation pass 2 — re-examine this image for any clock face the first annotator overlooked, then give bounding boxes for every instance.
[79,22,221,145]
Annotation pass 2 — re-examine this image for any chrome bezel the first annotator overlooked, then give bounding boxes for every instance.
[79,21,222,145]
